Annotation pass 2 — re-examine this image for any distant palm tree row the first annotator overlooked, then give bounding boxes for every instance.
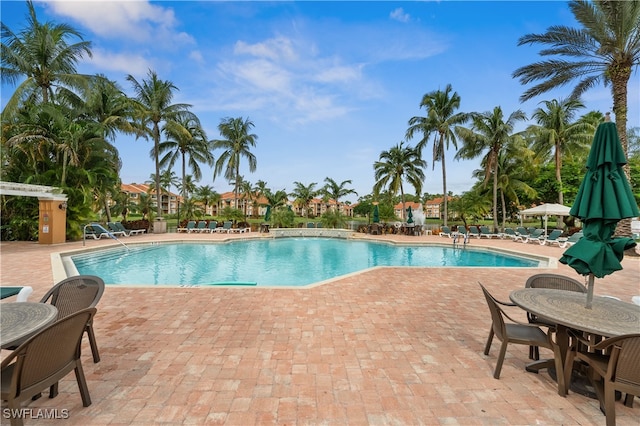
[1,0,639,240]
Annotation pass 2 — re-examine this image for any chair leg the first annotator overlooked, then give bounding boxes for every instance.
[86,324,100,363]
[604,382,616,426]
[494,340,509,379]
[484,328,494,355]
[74,362,92,407]
[49,382,59,398]
[624,393,635,407]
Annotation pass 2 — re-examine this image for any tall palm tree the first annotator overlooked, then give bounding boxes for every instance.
[194,185,219,217]
[177,174,197,200]
[456,107,527,231]
[513,0,640,162]
[290,181,318,219]
[373,141,426,220]
[406,84,468,226]
[528,98,592,205]
[1,0,93,111]
[158,116,214,202]
[127,69,194,219]
[322,177,358,212]
[212,117,258,209]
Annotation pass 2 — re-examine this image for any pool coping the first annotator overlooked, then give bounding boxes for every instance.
[53,233,557,288]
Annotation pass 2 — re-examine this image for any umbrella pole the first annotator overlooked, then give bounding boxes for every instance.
[586,274,595,309]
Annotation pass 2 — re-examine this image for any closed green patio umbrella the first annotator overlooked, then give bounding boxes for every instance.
[372,204,380,223]
[264,205,271,222]
[406,206,413,224]
[559,120,638,308]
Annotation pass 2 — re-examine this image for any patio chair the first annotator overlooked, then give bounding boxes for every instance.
[40,275,105,363]
[556,231,583,248]
[479,226,500,239]
[177,220,196,233]
[512,227,529,242]
[468,225,482,239]
[525,274,587,360]
[106,222,128,237]
[479,283,564,391]
[1,308,97,426]
[539,229,564,246]
[205,221,218,233]
[439,225,452,237]
[307,222,316,228]
[564,331,640,426]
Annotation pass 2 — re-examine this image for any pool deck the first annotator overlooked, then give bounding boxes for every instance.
[1,231,639,425]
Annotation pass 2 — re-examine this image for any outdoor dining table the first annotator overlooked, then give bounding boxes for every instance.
[509,288,640,393]
[1,302,58,349]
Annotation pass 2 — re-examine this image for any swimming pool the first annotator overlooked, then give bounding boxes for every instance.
[67,238,544,287]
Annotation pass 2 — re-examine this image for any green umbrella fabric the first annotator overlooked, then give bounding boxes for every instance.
[372,204,380,223]
[560,121,638,279]
[406,206,414,224]
[264,205,271,222]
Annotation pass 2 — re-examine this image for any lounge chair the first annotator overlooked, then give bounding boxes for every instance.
[539,229,563,245]
[194,221,207,233]
[467,225,482,239]
[114,221,145,236]
[479,226,500,239]
[0,286,33,302]
[521,228,545,243]
[555,231,583,248]
[177,220,196,233]
[216,221,234,233]
[479,282,564,387]
[107,222,128,237]
[307,222,315,228]
[204,221,218,233]
[512,227,529,242]
[439,226,452,238]
[501,228,519,240]
[1,308,97,425]
[85,224,114,240]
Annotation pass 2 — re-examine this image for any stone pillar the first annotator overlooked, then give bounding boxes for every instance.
[38,197,67,244]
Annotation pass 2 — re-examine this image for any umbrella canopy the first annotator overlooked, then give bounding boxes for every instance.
[519,203,571,233]
[264,205,271,222]
[406,206,414,224]
[559,121,638,308]
[372,204,380,223]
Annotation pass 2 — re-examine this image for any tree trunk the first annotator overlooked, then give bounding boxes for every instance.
[441,145,448,227]
[153,122,162,218]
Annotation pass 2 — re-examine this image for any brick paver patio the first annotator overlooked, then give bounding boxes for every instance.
[1,232,639,425]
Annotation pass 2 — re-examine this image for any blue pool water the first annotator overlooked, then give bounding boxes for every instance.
[70,238,541,287]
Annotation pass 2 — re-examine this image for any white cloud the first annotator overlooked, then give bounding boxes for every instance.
[189,50,204,64]
[44,0,194,46]
[234,37,298,62]
[390,8,411,23]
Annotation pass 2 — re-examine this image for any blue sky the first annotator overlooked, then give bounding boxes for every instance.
[2,1,639,204]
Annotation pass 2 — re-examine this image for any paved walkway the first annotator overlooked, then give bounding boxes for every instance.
[1,232,639,425]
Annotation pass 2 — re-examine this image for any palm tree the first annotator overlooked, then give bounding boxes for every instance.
[406,84,468,226]
[177,174,197,200]
[456,107,527,231]
[513,0,640,163]
[322,178,358,213]
[290,181,318,218]
[373,141,426,220]
[212,117,258,210]
[158,116,214,202]
[127,69,194,219]
[1,0,93,111]
[528,98,592,205]
[194,185,220,217]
